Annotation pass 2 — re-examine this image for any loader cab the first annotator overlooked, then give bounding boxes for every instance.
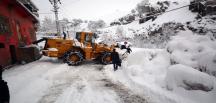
[76,32,97,48]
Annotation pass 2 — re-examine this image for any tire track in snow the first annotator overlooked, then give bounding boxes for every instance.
[101,78,148,103]
[38,63,110,103]
[38,67,82,103]
[4,57,70,103]
[38,76,81,103]
[38,62,148,103]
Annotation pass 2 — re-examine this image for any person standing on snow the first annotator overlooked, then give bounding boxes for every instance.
[63,31,67,39]
[121,42,127,50]
[126,46,132,54]
[0,65,10,103]
[111,49,121,71]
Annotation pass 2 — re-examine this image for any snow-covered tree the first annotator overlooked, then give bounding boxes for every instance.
[131,9,136,14]
[88,20,106,32]
[136,0,151,14]
[40,17,56,34]
[71,19,83,27]
[116,26,126,41]
[59,18,70,33]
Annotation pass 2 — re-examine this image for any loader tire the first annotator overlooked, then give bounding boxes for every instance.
[101,52,112,65]
[66,51,83,66]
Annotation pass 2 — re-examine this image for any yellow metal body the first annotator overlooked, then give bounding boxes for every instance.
[42,38,74,57]
[42,32,114,61]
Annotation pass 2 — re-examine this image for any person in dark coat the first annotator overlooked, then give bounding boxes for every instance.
[111,49,121,71]
[0,65,10,103]
[126,46,132,54]
[121,45,126,50]
[63,31,67,39]
[121,42,128,50]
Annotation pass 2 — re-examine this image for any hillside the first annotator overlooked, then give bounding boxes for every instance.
[98,0,216,48]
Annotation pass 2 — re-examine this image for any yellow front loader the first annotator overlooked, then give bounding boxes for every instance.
[34,32,115,66]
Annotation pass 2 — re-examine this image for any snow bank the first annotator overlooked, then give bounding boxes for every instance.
[105,49,181,103]
[105,47,216,103]
[166,64,214,91]
[3,57,70,103]
[167,30,216,76]
[125,48,170,76]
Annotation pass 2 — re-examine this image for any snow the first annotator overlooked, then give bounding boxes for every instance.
[48,48,58,51]
[104,48,216,103]
[2,47,216,103]
[2,58,121,103]
[2,0,216,103]
[166,64,215,91]
[3,59,56,103]
[98,0,197,42]
[167,30,216,76]
[152,0,196,25]
[165,64,216,103]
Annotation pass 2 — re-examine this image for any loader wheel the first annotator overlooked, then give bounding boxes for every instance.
[101,52,112,65]
[66,52,83,66]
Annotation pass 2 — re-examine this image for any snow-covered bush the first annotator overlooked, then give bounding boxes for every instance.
[136,0,169,16]
[115,26,127,41]
[109,0,171,26]
[166,64,215,91]
[187,15,216,37]
[132,22,184,48]
[167,30,216,76]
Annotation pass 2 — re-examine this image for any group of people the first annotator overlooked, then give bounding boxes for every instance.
[0,65,10,103]
[111,41,132,71]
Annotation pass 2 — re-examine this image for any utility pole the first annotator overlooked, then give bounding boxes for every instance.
[49,0,61,36]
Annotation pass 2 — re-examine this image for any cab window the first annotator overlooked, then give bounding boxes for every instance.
[76,32,81,42]
[85,33,91,42]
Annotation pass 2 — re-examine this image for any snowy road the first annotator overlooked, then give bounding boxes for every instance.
[3,57,148,103]
[4,48,215,103]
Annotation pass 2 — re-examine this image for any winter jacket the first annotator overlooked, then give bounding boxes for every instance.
[127,47,132,53]
[121,45,126,50]
[0,80,10,103]
[111,52,121,64]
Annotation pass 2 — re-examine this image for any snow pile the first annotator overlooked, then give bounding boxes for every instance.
[3,60,63,103]
[167,30,216,76]
[105,47,216,103]
[166,64,214,91]
[105,49,180,103]
[105,33,216,103]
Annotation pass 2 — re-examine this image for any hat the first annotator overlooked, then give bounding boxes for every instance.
[113,49,116,52]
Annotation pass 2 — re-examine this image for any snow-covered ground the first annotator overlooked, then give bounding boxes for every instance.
[105,48,216,103]
[2,57,149,103]
[13,27,216,103]
[2,45,216,103]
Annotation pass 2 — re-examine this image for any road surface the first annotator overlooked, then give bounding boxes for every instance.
[4,57,148,103]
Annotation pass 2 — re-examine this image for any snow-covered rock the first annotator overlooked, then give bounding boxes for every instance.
[166,64,215,91]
